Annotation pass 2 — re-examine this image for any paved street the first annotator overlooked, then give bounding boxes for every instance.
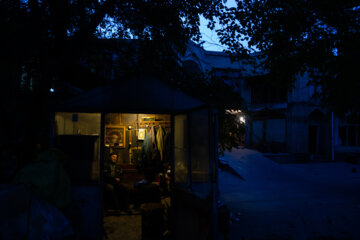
[219,149,360,240]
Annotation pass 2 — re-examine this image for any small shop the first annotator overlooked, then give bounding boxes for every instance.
[52,76,219,240]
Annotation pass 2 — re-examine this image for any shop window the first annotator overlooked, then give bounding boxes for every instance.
[54,112,101,183]
[189,109,210,195]
[174,114,188,184]
[55,113,101,135]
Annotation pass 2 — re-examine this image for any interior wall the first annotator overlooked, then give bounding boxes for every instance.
[104,113,171,166]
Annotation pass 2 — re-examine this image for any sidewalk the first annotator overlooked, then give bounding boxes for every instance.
[219,148,360,240]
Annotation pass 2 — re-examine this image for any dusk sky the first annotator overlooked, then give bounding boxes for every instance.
[199,0,237,51]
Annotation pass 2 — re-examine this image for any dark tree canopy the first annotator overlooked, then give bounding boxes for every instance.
[0,0,229,155]
[0,0,223,91]
[216,0,360,114]
[1,0,246,156]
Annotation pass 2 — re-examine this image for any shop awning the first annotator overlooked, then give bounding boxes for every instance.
[55,76,206,113]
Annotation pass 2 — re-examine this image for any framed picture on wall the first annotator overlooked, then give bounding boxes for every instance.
[138,128,146,140]
[142,116,155,122]
[105,126,126,148]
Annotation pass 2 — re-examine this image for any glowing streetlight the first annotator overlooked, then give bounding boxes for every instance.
[239,116,245,124]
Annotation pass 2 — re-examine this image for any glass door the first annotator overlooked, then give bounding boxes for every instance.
[172,108,218,240]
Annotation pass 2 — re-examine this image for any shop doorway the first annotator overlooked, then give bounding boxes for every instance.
[103,113,172,240]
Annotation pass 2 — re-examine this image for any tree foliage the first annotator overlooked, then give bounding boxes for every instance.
[1,0,247,157]
[0,0,226,153]
[0,0,222,92]
[216,0,360,114]
[176,68,245,155]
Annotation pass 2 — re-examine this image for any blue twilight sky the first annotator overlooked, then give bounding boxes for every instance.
[199,0,237,52]
[95,0,239,52]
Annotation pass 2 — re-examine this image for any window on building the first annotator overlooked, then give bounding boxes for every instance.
[211,68,242,92]
[338,125,360,146]
[212,69,241,79]
[247,75,288,104]
[348,126,357,146]
[183,60,201,74]
[339,126,347,146]
[251,85,287,104]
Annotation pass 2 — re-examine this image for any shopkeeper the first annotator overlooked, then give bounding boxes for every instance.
[104,153,129,210]
[104,153,122,184]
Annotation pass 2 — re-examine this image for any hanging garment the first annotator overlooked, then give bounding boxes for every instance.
[156,125,165,161]
[141,126,159,164]
[141,133,151,166]
[149,126,157,150]
[141,126,161,181]
[149,126,160,161]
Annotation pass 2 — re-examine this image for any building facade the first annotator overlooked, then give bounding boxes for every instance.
[184,42,360,163]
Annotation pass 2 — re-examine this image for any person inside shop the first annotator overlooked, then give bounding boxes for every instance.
[104,153,130,211]
[105,153,122,184]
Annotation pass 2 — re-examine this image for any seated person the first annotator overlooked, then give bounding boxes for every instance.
[104,153,129,210]
[104,153,122,185]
